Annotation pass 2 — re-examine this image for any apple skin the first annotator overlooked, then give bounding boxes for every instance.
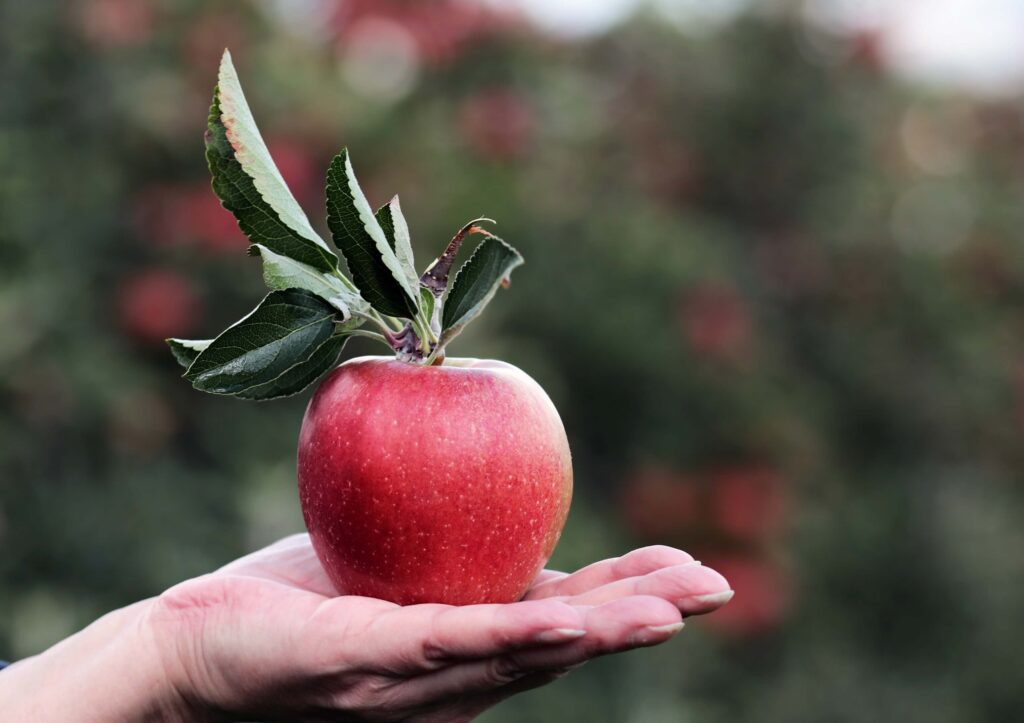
[297,355,573,605]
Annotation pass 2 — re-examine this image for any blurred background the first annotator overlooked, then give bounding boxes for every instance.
[3,0,1024,720]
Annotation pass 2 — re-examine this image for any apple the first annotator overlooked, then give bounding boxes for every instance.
[172,52,561,606]
[297,356,573,605]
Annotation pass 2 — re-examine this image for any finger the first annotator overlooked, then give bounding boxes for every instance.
[347,599,588,674]
[216,533,339,597]
[394,595,681,706]
[565,561,733,616]
[530,569,568,587]
[524,546,694,600]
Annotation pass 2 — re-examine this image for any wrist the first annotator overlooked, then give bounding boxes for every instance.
[0,599,201,723]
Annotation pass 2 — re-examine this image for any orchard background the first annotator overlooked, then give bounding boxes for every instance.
[3,1,1024,721]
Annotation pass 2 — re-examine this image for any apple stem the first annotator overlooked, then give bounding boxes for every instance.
[419,218,496,296]
[383,323,425,363]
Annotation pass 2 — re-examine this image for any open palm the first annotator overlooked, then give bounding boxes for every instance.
[149,534,732,722]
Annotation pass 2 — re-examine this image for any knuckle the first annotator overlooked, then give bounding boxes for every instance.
[486,655,524,686]
[626,545,676,567]
[420,637,450,666]
[332,675,395,715]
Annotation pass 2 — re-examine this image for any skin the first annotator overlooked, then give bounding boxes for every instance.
[0,533,733,722]
[299,357,574,605]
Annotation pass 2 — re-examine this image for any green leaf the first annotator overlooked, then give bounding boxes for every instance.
[254,244,367,319]
[440,235,524,346]
[375,195,418,290]
[186,288,339,395]
[234,334,347,400]
[419,286,436,326]
[326,149,418,318]
[206,50,338,272]
[167,338,212,369]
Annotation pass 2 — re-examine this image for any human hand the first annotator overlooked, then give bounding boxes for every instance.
[147,533,732,722]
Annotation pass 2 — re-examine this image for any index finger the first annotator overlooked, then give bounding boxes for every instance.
[524,546,694,601]
[341,598,589,674]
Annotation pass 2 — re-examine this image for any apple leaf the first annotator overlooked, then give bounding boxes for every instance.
[326,149,418,318]
[254,244,367,319]
[440,235,524,346]
[419,286,437,331]
[186,288,340,395]
[375,195,419,290]
[233,334,347,400]
[420,218,494,297]
[207,50,337,273]
[167,338,212,369]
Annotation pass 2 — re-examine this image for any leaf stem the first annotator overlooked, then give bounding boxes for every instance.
[341,328,391,347]
[424,340,445,366]
[411,315,433,357]
[375,310,403,332]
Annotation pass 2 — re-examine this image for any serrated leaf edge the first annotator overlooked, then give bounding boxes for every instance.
[341,150,419,304]
[217,50,331,254]
[439,235,524,347]
[387,196,418,289]
[185,290,337,392]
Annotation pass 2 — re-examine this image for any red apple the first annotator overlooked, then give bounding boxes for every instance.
[297,356,573,605]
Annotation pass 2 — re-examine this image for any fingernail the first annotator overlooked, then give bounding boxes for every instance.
[678,589,734,615]
[535,628,587,644]
[629,621,685,646]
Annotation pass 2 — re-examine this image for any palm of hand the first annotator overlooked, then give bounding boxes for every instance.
[150,534,731,723]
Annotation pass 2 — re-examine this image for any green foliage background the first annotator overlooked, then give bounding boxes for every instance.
[2,1,1023,721]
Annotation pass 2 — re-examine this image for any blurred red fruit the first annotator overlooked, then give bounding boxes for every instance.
[700,554,791,637]
[76,0,154,47]
[181,187,248,253]
[117,270,200,344]
[710,464,788,541]
[134,185,247,253]
[680,282,752,360]
[459,89,535,162]
[849,30,884,72]
[622,466,700,538]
